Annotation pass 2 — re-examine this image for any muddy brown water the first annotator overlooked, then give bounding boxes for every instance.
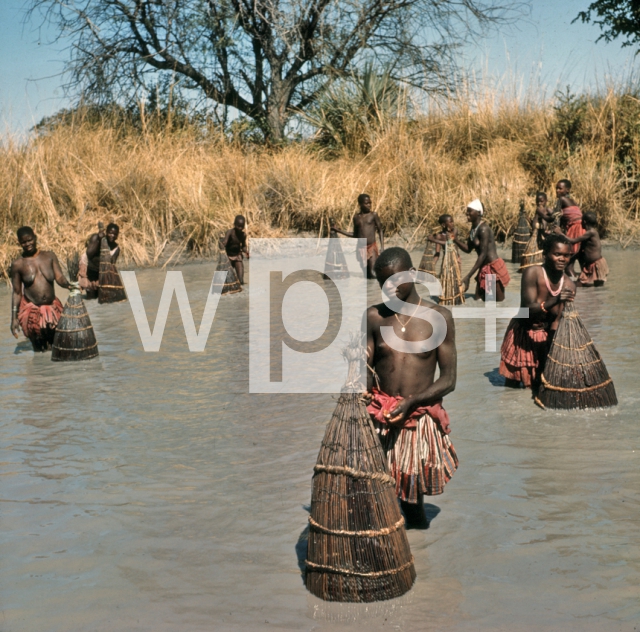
[1,248,638,632]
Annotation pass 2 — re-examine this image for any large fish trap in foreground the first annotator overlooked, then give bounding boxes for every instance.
[305,343,415,602]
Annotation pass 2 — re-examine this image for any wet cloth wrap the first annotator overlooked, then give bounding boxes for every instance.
[579,257,609,285]
[366,388,458,502]
[563,206,585,255]
[18,296,63,340]
[499,319,549,388]
[477,257,510,293]
[357,242,379,266]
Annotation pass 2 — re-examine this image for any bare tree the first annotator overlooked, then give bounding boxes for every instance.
[29,0,525,140]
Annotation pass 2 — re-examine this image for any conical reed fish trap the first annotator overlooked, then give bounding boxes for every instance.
[98,237,127,304]
[511,204,531,263]
[52,254,99,362]
[417,239,437,277]
[324,226,349,280]
[211,243,242,295]
[519,222,543,272]
[306,342,415,602]
[535,302,617,410]
[439,240,465,306]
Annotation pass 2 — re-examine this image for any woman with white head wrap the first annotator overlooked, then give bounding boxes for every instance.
[450,199,511,302]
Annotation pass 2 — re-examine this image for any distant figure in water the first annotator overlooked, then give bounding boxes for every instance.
[499,234,575,391]
[555,179,584,277]
[332,194,384,278]
[426,213,460,273]
[365,247,458,528]
[79,223,120,299]
[565,211,609,287]
[534,192,557,246]
[222,215,249,284]
[453,199,510,302]
[10,226,71,351]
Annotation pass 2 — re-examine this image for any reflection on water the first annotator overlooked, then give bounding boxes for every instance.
[0,249,638,631]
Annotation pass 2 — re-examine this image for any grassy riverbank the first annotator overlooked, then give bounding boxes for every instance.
[2,85,640,277]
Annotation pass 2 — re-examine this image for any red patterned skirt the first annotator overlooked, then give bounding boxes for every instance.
[477,257,511,294]
[372,412,458,503]
[18,296,63,345]
[499,319,549,388]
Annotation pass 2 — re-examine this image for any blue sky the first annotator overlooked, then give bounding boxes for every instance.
[1,0,639,134]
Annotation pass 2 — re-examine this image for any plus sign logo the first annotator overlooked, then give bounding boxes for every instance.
[452,275,528,351]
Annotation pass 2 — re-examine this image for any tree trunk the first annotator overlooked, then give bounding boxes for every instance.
[264,79,290,142]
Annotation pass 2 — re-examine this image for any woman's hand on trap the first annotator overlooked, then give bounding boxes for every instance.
[560,287,575,302]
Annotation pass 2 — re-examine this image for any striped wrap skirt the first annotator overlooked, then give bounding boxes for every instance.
[373,414,459,503]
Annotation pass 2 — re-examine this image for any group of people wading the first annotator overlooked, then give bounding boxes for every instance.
[10,224,120,351]
[8,178,609,529]
[331,181,609,527]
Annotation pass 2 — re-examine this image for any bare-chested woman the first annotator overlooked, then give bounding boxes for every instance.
[10,226,71,351]
[365,247,458,528]
[453,199,510,302]
[332,194,384,279]
[499,234,576,391]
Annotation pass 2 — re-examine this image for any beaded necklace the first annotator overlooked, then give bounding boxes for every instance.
[469,220,484,242]
[542,266,564,296]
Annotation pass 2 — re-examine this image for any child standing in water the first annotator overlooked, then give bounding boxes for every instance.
[565,212,609,287]
[427,213,461,274]
[332,194,384,279]
[222,215,249,285]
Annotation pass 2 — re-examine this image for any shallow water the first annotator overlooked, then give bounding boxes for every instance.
[1,248,638,632]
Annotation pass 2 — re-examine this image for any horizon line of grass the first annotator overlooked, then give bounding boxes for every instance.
[2,81,640,278]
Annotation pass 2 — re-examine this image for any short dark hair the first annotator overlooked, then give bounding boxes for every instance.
[536,191,547,200]
[357,193,371,205]
[17,226,35,240]
[438,214,453,224]
[557,179,572,189]
[373,247,413,273]
[583,211,597,226]
[234,215,245,224]
[106,222,119,233]
[542,233,571,255]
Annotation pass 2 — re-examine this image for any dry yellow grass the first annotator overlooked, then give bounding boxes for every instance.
[2,86,640,279]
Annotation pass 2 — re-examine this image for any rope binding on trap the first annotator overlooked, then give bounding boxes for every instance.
[540,374,612,393]
[313,464,396,487]
[305,557,415,578]
[308,515,405,538]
